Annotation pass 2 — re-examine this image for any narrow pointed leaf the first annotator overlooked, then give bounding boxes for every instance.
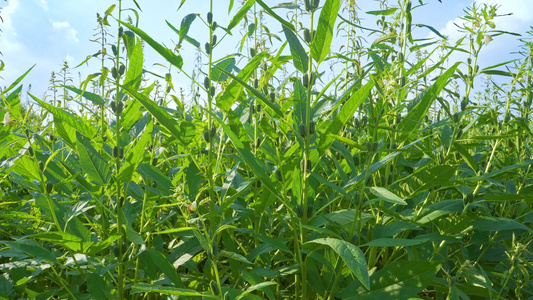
[282,25,308,73]
[311,0,340,63]
[305,238,370,290]
[120,21,183,69]
[228,0,255,31]
[76,131,111,186]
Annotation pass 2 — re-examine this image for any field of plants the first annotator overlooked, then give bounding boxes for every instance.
[1,0,532,299]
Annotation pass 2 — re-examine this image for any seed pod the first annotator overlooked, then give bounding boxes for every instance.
[309,121,316,135]
[46,182,53,194]
[167,85,172,93]
[210,126,216,138]
[204,77,210,90]
[310,72,316,86]
[311,0,320,9]
[256,104,262,113]
[456,128,463,139]
[299,123,306,137]
[117,101,124,114]
[110,101,117,113]
[113,146,119,158]
[305,0,312,11]
[303,74,309,88]
[296,204,303,217]
[210,87,215,97]
[39,161,44,171]
[207,12,213,24]
[270,92,275,101]
[276,169,282,181]
[304,28,312,43]
[504,115,510,123]
[307,204,313,218]
[112,44,118,56]
[373,141,379,152]
[152,157,158,166]
[474,65,479,74]
[111,66,118,79]
[300,159,311,170]
[49,134,55,141]
[352,155,360,166]
[224,292,231,300]
[366,141,372,152]
[118,26,123,37]
[461,99,467,111]
[212,21,217,30]
[203,130,210,142]
[119,147,124,159]
[118,64,125,75]
[211,242,218,257]
[388,173,393,184]
[467,57,472,65]
[25,128,30,137]
[340,230,348,241]
[453,113,460,123]
[254,78,258,89]
[28,146,34,157]
[205,42,211,54]
[398,52,404,62]
[211,34,217,46]
[362,115,368,126]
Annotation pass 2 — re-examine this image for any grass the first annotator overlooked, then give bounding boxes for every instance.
[0,0,532,299]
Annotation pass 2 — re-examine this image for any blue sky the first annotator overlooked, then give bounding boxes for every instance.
[0,0,531,102]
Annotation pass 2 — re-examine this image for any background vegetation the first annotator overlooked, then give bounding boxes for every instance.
[0,0,532,299]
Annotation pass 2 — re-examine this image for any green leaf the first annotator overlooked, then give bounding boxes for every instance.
[305,238,369,290]
[76,131,111,186]
[205,110,269,179]
[63,86,105,105]
[138,163,172,195]
[318,80,374,153]
[214,65,284,118]
[87,273,113,299]
[120,21,183,69]
[397,62,459,142]
[30,93,96,139]
[217,53,266,111]
[441,124,452,149]
[228,0,255,31]
[364,238,429,247]
[255,0,295,31]
[311,0,341,63]
[473,217,529,232]
[368,187,407,205]
[462,159,533,182]
[338,261,442,299]
[210,58,236,82]
[366,8,399,15]
[282,25,308,73]
[220,250,253,264]
[407,165,455,195]
[131,283,212,297]
[146,249,184,287]
[5,65,34,94]
[174,13,196,45]
[2,240,56,261]
[122,85,187,147]
[124,37,144,90]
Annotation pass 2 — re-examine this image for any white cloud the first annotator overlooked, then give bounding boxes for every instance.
[52,21,79,43]
[37,0,48,12]
[1,0,19,31]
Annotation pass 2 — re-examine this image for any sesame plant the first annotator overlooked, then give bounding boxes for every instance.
[0,0,532,299]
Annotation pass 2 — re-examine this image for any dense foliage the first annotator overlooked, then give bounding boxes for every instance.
[1,0,532,299]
